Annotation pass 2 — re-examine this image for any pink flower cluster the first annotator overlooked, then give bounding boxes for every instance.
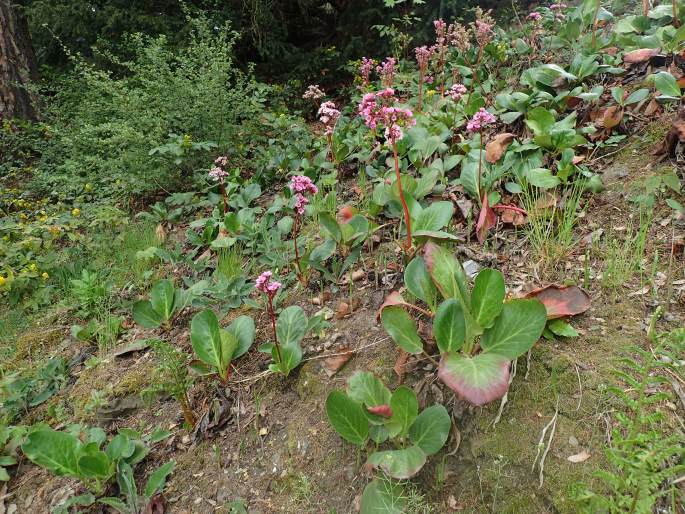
[209,166,229,181]
[318,101,341,136]
[550,3,567,10]
[255,271,281,296]
[466,108,497,133]
[376,57,396,87]
[303,84,325,100]
[415,46,434,69]
[449,83,467,102]
[528,11,542,21]
[360,57,376,85]
[289,175,318,215]
[475,20,494,46]
[215,156,229,167]
[358,89,415,144]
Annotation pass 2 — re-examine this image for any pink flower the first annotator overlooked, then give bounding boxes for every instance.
[384,125,403,142]
[360,57,376,85]
[415,46,434,69]
[214,156,229,167]
[255,271,281,295]
[294,193,309,215]
[358,89,415,144]
[425,74,434,84]
[376,57,397,87]
[208,166,229,181]
[550,3,567,10]
[475,20,494,46]
[318,101,341,135]
[528,11,542,21]
[449,83,467,102]
[466,108,497,133]
[289,175,318,195]
[303,84,325,100]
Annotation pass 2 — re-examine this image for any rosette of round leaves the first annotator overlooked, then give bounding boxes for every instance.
[380,243,547,406]
[190,310,255,382]
[325,371,451,481]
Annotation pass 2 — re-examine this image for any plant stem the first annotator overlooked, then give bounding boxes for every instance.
[268,295,283,365]
[392,140,412,250]
[422,349,440,368]
[292,215,303,283]
[220,180,228,215]
[179,393,196,427]
[478,129,484,198]
[418,69,424,112]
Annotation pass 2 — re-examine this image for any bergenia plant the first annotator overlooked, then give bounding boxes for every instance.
[359,57,376,87]
[358,89,416,250]
[469,8,496,96]
[326,371,451,507]
[376,57,396,88]
[318,101,341,162]
[415,45,434,112]
[303,84,325,102]
[209,156,230,215]
[379,243,547,406]
[466,107,497,242]
[288,175,318,283]
[255,272,309,376]
[189,309,255,382]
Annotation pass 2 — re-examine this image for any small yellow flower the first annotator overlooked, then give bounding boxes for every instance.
[48,226,61,236]
[29,263,37,272]
[42,272,49,280]
[39,215,48,222]
[0,276,5,287]
[72,208,81,217]
[84,183,93,192]
[19,213,27,220]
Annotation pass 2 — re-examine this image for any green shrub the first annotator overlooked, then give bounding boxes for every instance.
[32,15,266,200]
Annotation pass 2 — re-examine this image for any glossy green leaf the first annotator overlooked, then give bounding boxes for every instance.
[547,318,578,337]
[413,201,454,232]
[408,405,451,455]
[385,386,418,438]
[347,371,392,407]
[276,306,308,346]
[319,212,342,243]
[480,299,547,359]
[150,279,176,321]
[227,315,255,359]
[360,479,405,514]
[366,446,427,479]
[380,306,423,355]
[325,391,369,446]
[471,269,505,329]
[144,460,175,498]
[433,299,465,353]
[191,310,235,379]
[404,257,438,306]
[132,301,163,329]
[22,429,83,477]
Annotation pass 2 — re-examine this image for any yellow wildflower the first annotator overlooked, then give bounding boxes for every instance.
[72,208,81,217]
[42,272,49,280]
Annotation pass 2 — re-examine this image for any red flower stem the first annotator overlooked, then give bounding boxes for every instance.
[418,69,424,112]
[392,139,412,250]
[268,295,283,364]
[326,133,333,162]
[478,129,484,199]
[221,180,228,215]
[292,215,303,279]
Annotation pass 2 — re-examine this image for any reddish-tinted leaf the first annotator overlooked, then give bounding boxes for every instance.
[376,291,411,320]
[476,194,497,243]
[623,48,660,64]
[485,133,516,163]
[144,494,167,514]
[367,404,393,418]
[438,353,510,406]
[338,205,354,223]
[322,347,354,377]
[523,285,591,319]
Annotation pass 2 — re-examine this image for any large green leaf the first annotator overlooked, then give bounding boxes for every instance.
[470,269,505,329]
[438,353,510,406]
[360,479,405,514]
[318,212,342,243]
[480,299,547,359]
[385,386,418,438]
[408,405,451,456]
[132,301,163,329]
[366,446,427,479]
[404,257,437,307]
[78,451,112,479]
[347,371,392,407]
[22,429,83,477]
[380,306,423,355]
[423,243,470,305]
[433,299,465,353]
[149,279,176,321]
[276,306,308,346]
[227,315,255,359]
[413,201,454,232]
[525,107,556,137]
[273,341,303,376]
[325,391,369,446]
[652,71,681,98]
[191,310,234,378]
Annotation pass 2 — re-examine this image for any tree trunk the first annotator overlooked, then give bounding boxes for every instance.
[0,0,38,120]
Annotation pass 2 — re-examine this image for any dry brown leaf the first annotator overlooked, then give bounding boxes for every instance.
[485,133,516,163]
[500,208,526,226]
[394,350,410,384]
[567,450,591,463]
[322,347,354,377]
[523,285,591,319]
[623,48,660,64]
[335,302,351,319]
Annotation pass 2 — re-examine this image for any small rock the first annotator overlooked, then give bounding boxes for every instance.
[568,436,579,447]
